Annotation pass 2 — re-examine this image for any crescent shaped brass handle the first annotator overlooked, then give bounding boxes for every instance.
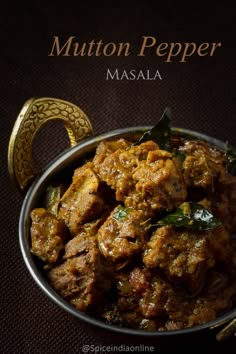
[8,97,93,191]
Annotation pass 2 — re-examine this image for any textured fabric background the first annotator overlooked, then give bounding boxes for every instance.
[1,2,235,353]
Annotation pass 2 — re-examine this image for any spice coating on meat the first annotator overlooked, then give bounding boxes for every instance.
[96,141,186,217]
[93,139,131,168]
[30,208,67,264]
[98,206,149,267]
[143,225,230,293]
[96,141,159,201]
[163,278,236,330]
[182,155,213,189]
[58,163,107,235]
[125,150,187,216]
[107,267,175,329]
[47,235,112,311]
[63,220,102,260]
[30,136,236,331]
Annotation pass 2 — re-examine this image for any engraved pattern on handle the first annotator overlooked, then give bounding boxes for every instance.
[8,97,93,191]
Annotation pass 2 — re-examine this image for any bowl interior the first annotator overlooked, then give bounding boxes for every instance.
[19,126,236,337]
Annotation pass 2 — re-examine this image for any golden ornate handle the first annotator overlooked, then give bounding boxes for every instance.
[8,97,93,191]
[216,318,236,342]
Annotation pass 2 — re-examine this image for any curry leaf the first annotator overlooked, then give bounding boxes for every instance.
[45,184,65,216]
[134,107,172,150]
[153,202,222,231]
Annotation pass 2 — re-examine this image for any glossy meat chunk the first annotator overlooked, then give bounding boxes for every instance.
[182,140,227,189]
[114,267,174,330]
[110,267,174,329]
[93,138,131,167]
[143,225,230,293]
[98,205,149,267]
[58,163,107,235]
[30,208,67,264]
[130,268,173,318]
[125,149,187,216]
[182,155,213,189]
[181,140,227,165]
[96,140,159,201]
[47,235,111,311]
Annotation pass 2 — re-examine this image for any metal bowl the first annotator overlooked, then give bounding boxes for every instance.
[8,97,236,342]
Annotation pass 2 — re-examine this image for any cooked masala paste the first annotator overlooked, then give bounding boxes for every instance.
[30,124,236,331]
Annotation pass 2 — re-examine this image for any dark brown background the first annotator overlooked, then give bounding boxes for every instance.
[1,2,235,353]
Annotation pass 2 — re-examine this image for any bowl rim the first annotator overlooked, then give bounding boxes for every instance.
[19,126,236,337]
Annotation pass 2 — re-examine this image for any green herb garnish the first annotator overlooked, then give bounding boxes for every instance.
[113,205,132,221]
[153,202,222,231]
[134,107,172,150]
